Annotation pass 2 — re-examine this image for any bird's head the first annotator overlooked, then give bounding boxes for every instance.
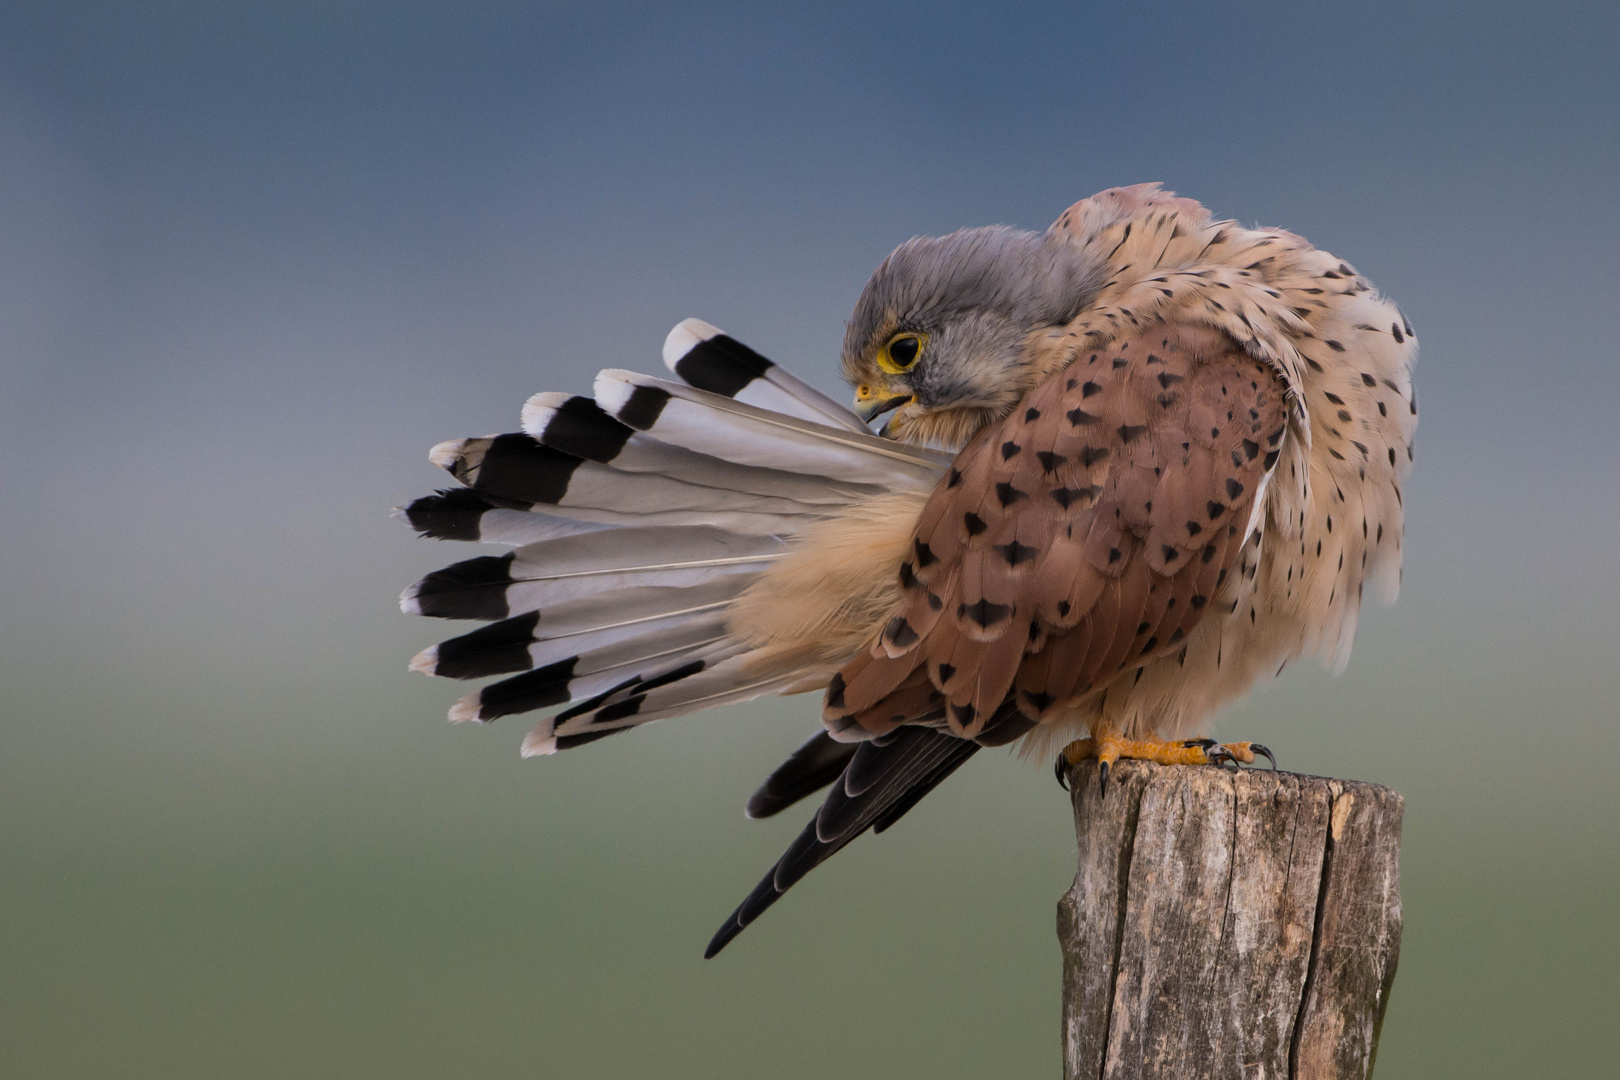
[842,225,1103,450]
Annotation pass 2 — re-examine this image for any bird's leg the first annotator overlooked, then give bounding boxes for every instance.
[1054,726,1274,793]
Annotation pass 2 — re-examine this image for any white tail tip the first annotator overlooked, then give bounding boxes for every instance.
[408,646,438,675]
[428,438,467,470]
[448,695,482,724]
[591,369,641,414]
[520,391,574,439]
[520,725,557,757]
[662,318,723,369]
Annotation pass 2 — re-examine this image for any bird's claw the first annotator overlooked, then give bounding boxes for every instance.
[1053,736,1272,798]
[1052,751,1114,798]
[1188,737,1277,771]
[1054,752,1112,799]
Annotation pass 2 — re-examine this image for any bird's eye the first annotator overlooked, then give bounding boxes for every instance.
[879,332,926,374]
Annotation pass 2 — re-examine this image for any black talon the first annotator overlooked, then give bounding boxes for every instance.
[1184,737,1217,749]
[1098,759,1110,797]
[1207,745,1240,772]
[1054,754,1071,791]
[1251,743,1277,770]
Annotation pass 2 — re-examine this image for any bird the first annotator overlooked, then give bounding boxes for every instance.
[398,183,1417,959]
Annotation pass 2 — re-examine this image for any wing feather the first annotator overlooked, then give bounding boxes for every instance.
[825,318,1290,738]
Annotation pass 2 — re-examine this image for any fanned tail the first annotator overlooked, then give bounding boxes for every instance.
[399,321,947,756]
[402,527,783,621]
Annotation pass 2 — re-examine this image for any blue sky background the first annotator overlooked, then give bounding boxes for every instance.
[3,3,1617,1076]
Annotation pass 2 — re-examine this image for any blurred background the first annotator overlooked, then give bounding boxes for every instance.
[3,2,1616,1076]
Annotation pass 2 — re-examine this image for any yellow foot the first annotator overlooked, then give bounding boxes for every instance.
[1054,735,1275,793]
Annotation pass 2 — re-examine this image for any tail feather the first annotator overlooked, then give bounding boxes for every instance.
[521,393,878,506]
[662,318,870,433]
[396,490,611,546]
[455,638,742,729]
[402,320,948,765]
[402,526,784,620]
[593,369,951,488]
[430,432,826,532]
[519,643,784,756]
[464,577,740,644]
[550,651,802,731]
[417,613,731,682]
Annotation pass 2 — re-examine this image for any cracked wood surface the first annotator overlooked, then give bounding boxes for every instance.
[1059,761,1402,1080]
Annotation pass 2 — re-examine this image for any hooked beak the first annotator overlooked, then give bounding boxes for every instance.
[853,384,914,426]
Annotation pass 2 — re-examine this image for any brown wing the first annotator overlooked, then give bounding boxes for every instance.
[825,320,1289,739]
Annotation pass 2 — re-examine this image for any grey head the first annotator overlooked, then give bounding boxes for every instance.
[842,225,1104,448]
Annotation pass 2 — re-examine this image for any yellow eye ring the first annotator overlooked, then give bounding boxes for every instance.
[877,331,927,375]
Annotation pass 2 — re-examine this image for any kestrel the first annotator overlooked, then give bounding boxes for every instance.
[400,184,1417,957]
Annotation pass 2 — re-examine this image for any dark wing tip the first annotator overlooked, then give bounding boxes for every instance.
[704,865,787,958]
[744,730,858,819]
[704,914,745,959]
[707,727,981,955]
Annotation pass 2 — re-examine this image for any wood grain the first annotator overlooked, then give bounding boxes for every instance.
[1058,761,1402,1080]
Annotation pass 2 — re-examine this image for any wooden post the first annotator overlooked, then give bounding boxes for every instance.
[1058,760,1402,1080]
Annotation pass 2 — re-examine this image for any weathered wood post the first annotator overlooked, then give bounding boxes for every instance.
[1058,760,1402,1080]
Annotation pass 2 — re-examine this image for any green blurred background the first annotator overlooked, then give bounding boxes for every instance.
[3,2,1617,1076]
